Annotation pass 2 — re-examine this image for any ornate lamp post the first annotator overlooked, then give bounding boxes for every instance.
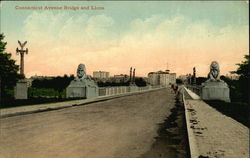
[15,40,29,99]
[16,40,28,77]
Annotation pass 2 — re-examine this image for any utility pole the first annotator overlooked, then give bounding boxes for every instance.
[133,68,136,84]
[129,67,132,83]
[193,67,196,84]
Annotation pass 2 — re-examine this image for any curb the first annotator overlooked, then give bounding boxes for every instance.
[183,93,200,158]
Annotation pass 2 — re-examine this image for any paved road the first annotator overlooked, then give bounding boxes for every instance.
[0,88,176,158]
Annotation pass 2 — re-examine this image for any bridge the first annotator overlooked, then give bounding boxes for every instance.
[0,87,249,158]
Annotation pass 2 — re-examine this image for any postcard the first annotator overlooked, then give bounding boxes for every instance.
[0,1,249,158]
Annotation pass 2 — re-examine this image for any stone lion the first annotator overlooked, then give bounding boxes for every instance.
[77,64,87,80]
[208,61,220,81]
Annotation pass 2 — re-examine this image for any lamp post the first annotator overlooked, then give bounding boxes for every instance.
[16,40,28,77]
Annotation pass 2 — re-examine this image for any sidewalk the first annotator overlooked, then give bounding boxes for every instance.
[0,88,164,118]
[183,89,249,158]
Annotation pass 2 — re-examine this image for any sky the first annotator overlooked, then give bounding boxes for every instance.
[1,1,249,77]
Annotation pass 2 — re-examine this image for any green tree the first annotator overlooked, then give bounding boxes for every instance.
[231,55,249,103]
[52,75,74,98]
[31,74,74,98]
[220,75,242,102]
[232,55,249,78]
[0,34,21,104]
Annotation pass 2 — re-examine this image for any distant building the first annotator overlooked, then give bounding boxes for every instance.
[113,74,128,78]
[148,70,176,87]
[178,74,190,84]
[28,75,54,87]
[112,74,129,83]
[30,75,53,80]
[148,72,160,86]
[178,75,188,81]
[225,74,239,80]
[93,71,109,79]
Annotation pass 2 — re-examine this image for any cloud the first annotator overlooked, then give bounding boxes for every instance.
[16,12,248,77]
[115,15,248,76]
[23,11,117,51]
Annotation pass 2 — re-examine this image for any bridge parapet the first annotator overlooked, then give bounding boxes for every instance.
[181,87,249,158]
[1,85,165,118]
[186,85,202,96]
[98,85,162,96]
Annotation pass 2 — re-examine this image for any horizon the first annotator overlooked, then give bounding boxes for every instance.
[1,1,249,78]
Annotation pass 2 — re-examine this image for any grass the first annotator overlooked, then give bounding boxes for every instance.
[28,88,66,98]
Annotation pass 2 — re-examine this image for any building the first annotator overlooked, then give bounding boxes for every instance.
[160,73,176,86]
[178,74,190,84]
[225,74,239,80]
[148,72,160,86]
[30,75,53,80]
[113,74,128,78]
[112,74,129,83]
[93,71,110,79]
[28,75,55,87]
[148,70,176,87]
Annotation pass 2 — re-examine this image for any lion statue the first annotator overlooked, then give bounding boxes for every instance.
[77,64,87,80]
[208,61,220,81]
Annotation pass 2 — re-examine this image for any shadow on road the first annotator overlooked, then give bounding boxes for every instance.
[138,96,190,158]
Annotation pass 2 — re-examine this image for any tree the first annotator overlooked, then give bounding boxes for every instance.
[0,34,21,104]
[135,77,147,87]
[231,55,249,103]
[176,78,183,84]
[31,74,74,98]
[220,75,242,102]
[196,77,207,85]
[52,75,74,98]
[231,55,249,78]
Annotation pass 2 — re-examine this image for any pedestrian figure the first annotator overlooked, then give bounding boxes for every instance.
[174,85,178,94]
[171,84,175,93]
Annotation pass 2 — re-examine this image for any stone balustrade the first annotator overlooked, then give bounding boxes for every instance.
[98,85,162,96]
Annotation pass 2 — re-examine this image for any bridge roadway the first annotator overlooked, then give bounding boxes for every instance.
[0,88,178,158]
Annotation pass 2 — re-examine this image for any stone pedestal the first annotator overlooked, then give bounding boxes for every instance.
[66,80,98,99]
[85,82,98,98]
[15,79,28,99]
[201,81,230,102]
[66,81,86,98]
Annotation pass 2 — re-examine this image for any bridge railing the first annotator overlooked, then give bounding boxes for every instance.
[98,85,163,96]
[186,85,202,96]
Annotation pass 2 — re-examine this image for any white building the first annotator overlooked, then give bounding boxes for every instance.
[148,72,160,86]
[148,70,176,87]
[93,71,110,79]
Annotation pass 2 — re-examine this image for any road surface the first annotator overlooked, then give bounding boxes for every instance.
[0,88,179,158]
